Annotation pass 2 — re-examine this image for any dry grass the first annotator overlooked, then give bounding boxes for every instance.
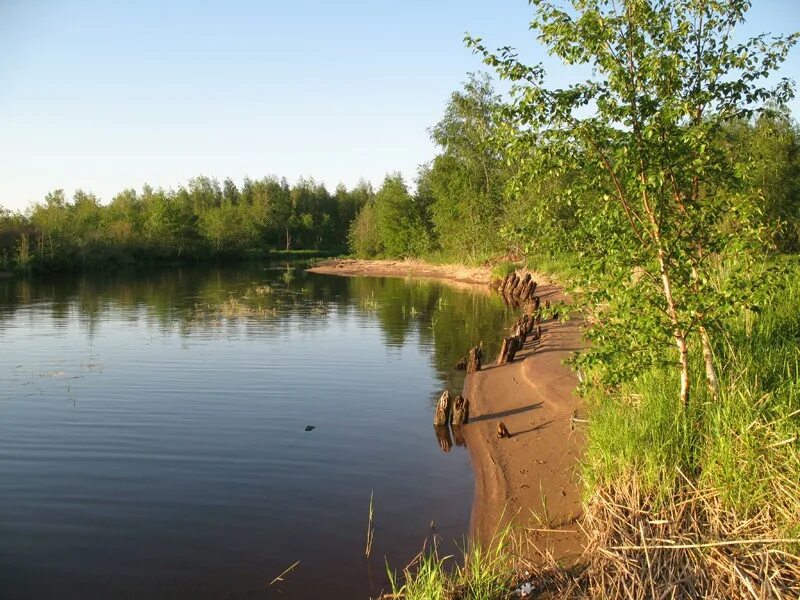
[506,475,800,600]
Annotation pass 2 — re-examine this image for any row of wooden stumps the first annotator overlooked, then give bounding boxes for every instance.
[492,272,538,307]
[433,390,470,453]
[434,390,470,427]
[497,309,543,365]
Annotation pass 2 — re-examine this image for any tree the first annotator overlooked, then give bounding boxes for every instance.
[427,73,506,259]
[469,0,798,406]
[374,174,432,257]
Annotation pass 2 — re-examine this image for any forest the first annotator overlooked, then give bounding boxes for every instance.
[0,176,372,271]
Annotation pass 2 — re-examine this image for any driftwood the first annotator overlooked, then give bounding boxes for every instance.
[497,421,511,438]
[434,425,452,452]
[467,345,482,373]
[433,390,452,426]
[452,395,469,425]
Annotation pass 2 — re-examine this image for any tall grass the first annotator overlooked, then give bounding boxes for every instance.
[382,530,514,600]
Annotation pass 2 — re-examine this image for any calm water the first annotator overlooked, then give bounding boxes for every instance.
[0,263,514,599]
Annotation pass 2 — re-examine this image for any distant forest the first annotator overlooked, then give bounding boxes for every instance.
[0,176,371,271]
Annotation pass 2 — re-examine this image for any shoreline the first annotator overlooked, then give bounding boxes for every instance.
[308,258,586,562]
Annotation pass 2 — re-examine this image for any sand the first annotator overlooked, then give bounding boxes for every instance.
[308,258,585,561]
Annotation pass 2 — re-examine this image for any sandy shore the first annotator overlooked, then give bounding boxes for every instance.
[308,258,585,561]
[308,257,555,292]
[463,283,585,563]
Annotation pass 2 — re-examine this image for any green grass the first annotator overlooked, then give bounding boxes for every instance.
[383,530,513,600]
[490,261,517,280]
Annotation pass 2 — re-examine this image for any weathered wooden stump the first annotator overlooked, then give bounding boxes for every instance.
[467,345,482,373]
[497,337,510,365]
[506,336,521,362]
[497,421,511,439]
[513,273,531,298]
[503,273,519,295]
[434,425,453,452]
[433,390,452,426]
[452,395,469,425]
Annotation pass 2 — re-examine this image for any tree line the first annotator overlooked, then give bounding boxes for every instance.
[0,176,373,271]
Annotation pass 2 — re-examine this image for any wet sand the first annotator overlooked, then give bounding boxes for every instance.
[308,258,586,561]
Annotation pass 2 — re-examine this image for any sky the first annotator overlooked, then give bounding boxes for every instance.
[1,0,799,211]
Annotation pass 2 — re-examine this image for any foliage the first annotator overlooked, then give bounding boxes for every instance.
[373,173,432,257]
[468,0,799,406]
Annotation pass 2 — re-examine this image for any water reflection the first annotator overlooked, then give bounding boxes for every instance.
[0,262,515,393]
[434,425,453,453]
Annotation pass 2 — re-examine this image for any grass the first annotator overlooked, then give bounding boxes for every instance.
[381,529,514,600]
[366,491,375,558]
[490,261,517,281]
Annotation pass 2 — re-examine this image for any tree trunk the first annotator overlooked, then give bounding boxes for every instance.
[656,248,690,407]
[699,325,719,401]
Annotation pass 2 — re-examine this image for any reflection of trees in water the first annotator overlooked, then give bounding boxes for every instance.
[0,263,515,390]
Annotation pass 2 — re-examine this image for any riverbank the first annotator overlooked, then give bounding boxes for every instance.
[308,258,585,563]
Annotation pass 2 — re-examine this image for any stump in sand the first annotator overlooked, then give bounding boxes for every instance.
[497,335,523,365]
[513,273,531,298]
[506,336,522,362]
[497,421,512,439]
[452,395,469,425]
[433,390,452,426]
[467,345,482,373]
[497,337,511,365]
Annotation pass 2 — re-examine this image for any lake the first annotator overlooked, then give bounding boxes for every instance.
[0,262,514,599]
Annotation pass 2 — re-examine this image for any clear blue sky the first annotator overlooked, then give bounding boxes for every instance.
[1,0,798,211]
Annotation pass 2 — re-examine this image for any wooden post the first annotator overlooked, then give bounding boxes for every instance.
[467,346,481,373]
[513,273,531,298]
[497,337,510,365]
[506,336,521,362]
[433,390,452,426]
[452,395,469,425]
